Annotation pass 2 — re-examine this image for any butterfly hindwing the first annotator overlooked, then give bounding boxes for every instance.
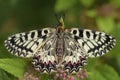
[32,34,58,73]
[5,28,56,57]
[65,28,116,57]
[62,34,88,73]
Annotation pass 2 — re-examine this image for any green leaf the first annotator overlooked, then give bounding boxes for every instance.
[0,68,11,80]
[96,17,115,33]
[116,53,120,69]
[0,58,27,78]
[85,58,99,70]
[86,64,120,80]
[0,46,16,58]
[97,64,120,80]
[0,68,17,80]
[55,0,77,12]
[86,70,106,80]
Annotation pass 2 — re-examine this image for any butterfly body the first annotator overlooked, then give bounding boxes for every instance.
[56,38,64,64]
[5,17,116,74]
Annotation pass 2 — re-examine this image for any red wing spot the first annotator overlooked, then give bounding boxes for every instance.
[79,56,83,60]
[39,60,43,64]
[73,63,76,67]
[48,61,52,64]
[68,61,71,64]
[77,60,81,64]
[36,55,41,60]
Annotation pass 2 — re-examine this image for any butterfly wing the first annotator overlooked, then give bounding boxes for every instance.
[62,34,88,73]
[65,28,116,57]
[5,28,56,57]
[32,35,58,73]
[62,28,116,73]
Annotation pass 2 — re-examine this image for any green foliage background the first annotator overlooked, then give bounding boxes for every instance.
[0,0,120,80]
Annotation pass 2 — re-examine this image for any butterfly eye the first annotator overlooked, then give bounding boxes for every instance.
[73,30,77,34]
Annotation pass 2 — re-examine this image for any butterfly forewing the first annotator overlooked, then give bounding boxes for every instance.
[5,28,56,57]
[66,28,116,57]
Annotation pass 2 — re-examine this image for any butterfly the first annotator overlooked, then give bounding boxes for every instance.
[5,17,116,74]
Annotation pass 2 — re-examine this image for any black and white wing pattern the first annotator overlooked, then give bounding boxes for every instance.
[65,28,116,57]
[32,35,58,73]
[4,27,116,74]
[62,34,88,73]
[5,28,56,57]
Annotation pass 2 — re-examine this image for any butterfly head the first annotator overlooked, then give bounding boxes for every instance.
[57,16,65,33]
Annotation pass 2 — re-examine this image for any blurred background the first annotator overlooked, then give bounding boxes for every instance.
[0,0,120,80]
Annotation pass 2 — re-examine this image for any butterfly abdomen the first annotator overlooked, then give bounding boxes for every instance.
[56,38,64,63]
[56,26,65,62]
